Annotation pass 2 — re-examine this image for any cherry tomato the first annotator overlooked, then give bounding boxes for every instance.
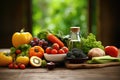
[58,49,65,54]
[104,46,119,57]
[15,49,21,54]
[51,49,58,54]
[52,43,60,50]
[62,46,69,53]
[19,64,26,69]
[14,64,19,69]
[45,47,52,54]
[17,63,22,67]
[8,63,14,69]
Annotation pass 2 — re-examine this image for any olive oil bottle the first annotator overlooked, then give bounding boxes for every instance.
[68,27,81,50]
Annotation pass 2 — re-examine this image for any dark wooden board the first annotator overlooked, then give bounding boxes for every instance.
[65,62,120,69]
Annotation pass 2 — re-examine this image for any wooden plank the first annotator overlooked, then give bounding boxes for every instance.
[0,66,120,80]
[96,0,120,47]
[65,62,120,69]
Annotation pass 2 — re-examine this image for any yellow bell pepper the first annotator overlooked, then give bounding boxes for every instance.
[12,29,33,48]
[16,56,29,66]
[0,52,13,66]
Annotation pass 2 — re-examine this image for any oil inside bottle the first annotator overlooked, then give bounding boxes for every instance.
[68,40,81,50]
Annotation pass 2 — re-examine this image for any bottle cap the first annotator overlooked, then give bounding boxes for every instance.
[70,27,80,32]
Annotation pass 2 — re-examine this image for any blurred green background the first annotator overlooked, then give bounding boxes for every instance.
[32,0,88,37]
[0,0,119,48]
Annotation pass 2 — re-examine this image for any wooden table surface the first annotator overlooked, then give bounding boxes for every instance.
[0,66,120,80]
[0,49,120,80]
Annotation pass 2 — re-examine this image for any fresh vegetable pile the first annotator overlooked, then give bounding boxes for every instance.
[0,29,120,70]
[0,29,69,70]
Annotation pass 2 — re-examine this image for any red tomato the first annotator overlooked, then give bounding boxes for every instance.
[8,63,14,69]
[45,47,52,54]
[51,49,58,54]
[52,43,60,50]
[18,63,22,67]
[19,64,26,69]
[14,64,19,69]
[15,49,21,54]
[62,46,69,53]
[58,49,65,54]
[104,46,119,57]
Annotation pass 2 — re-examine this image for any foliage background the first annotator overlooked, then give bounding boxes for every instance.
[32,0,88,37]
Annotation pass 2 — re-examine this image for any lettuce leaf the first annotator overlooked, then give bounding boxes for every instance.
[80,33,104,54]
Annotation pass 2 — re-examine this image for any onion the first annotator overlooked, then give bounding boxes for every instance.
[88,48,105,58]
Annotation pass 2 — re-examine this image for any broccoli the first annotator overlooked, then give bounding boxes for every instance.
[72,51,80,58]
[66,51,72,57]
[66,48,87,59]
[70,55,76,59]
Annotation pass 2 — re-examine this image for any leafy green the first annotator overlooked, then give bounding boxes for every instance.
[37,30,48,40]
[80,33,104,54]
[10,44,31,57]
[18,44,31,51]
[10,47,16,54]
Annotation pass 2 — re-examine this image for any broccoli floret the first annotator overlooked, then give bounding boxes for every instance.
[79,52,87,58]
[70,55,76,59]
[66,51,72,57]
[67,48,88,59]
[71,48,79,52]
[72,51,80,58]
[72,48,87,58]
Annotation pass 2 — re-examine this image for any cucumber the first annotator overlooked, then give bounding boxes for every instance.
[87,56,120,64]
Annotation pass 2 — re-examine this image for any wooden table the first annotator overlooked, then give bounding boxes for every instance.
[0,66,120,80]
[0,49,120,80]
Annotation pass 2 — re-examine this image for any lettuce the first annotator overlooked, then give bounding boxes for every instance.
[80,33,104,54]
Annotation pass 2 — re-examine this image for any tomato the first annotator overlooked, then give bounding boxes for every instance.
[8,63,14,69]
[62,46,69,53]
[19,64,26,69]
[52,43,60,50]
[58,49,65,54]
[51,49,58,54]
[14,64,19,69]
[104,46,119,57]
[15,49,21,54]
[45,47,52,54]
[17,63,22,67]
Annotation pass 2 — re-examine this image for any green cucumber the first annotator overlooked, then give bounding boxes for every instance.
[87,56,120,64]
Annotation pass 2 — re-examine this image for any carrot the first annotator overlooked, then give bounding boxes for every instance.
[47,33,64,47]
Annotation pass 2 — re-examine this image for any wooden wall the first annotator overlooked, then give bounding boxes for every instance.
[0,0,32,48]
[96,0,120,48]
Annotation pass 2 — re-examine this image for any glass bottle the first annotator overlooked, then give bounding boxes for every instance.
[68,27,81,50]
